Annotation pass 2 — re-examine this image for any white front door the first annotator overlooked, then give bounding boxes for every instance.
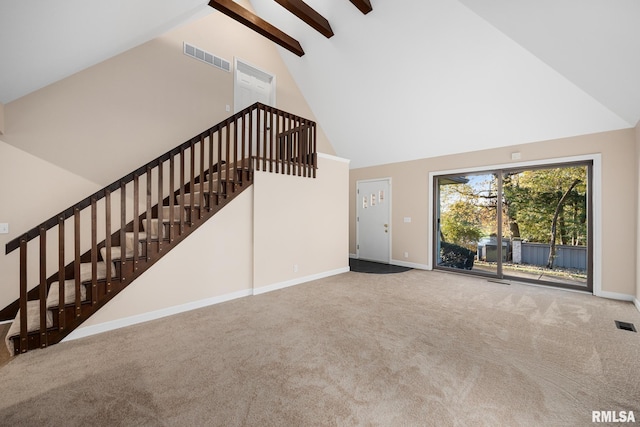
[357,179,391,263]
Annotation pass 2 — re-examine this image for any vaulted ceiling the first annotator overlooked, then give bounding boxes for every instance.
[1,0,638,168]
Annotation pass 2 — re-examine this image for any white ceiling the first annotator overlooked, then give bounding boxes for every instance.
[1,0,638,168]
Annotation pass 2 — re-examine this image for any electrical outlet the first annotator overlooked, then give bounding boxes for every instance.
[293,264,299,273]
[404,252,409,258]
[225,104,230,112]
[0,223,8,234]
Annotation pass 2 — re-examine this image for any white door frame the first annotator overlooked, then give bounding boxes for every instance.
[234,58,276,113]
[356,178,392,263]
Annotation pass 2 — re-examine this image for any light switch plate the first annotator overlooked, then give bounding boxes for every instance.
[0,223,8,234]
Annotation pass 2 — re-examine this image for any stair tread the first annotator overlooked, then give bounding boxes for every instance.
[7,300,54,338]
[140,220,171,240]
[46,279,88,309]
[79,261,116,283]
[191,181,225,193]
[100,244,142,261]
[176,192,211,207]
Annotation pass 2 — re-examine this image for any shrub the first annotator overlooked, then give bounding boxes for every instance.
[439,241,475,270]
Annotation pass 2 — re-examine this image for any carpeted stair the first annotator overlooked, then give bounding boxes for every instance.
[5,167,243,355]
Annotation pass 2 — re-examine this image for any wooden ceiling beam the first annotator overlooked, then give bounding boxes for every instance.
[208,0,305,57]
[274,0,334,38]
[349,0,373,15]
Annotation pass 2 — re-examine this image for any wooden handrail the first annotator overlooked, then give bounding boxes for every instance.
[5,103,316,255]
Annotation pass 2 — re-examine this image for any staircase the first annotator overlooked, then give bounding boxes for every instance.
[2,103,317,355]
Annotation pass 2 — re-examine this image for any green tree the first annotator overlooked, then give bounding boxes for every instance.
[504,166,587,268]
[440,200,483,249]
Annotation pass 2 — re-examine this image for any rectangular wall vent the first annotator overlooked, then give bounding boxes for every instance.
[183,42,230,72]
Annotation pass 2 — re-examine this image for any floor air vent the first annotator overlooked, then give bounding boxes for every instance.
[615,320,637,332]
[184,43,230,72]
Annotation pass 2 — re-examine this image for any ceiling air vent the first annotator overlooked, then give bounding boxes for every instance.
[183,42,231,72]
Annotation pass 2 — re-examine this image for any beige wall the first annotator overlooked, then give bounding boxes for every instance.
[350,128,637,298]
[72,186,254,333]
[0,140,101,308]
[253,154,350,290]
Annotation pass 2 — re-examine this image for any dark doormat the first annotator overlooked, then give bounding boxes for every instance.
[349,258,412,274]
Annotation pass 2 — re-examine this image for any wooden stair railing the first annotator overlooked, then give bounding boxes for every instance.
[2,102,317,355]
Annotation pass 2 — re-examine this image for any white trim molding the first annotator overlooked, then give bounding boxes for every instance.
[253,267,349,295]
[317,152,350,163]
[391,259,431,270]
[634,298,640,313]
[62,289,253,342]
[595,291,635,302]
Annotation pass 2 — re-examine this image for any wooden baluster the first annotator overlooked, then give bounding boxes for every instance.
[157,163,164,251]
[179,148,185,233]
[120,182,127,276]
[269,108,274,173]
[313,123,317,178]
[283,114,288,175]
[302,124,308,178]
[133,175,139,270]
[240,118,246,184]
[169,155,175,242]
[57,216,65,330]
[306,122,311,177]
[291,118,300,175]
[217,128,223,202]
[275,111,280,174]
[233,118,238,192]
[105,190,112,294]
[287,115,293,176]
[257,108,262,171]
[199,135,205,211]
[208,130,214,206]
[146,166,152,259]
[189,140,196,223]
[19,238,27,353]
[74,208,81,317]
[225,122,231,194]
[297,122,303,177]
[91,198,97,305]
[248,110,253,181]
[39,228,47,347]
[262,108,268,172]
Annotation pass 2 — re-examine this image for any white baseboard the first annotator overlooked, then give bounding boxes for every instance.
[634,298,640,313]
[595,290,635,302]
[390,259,431,270]
[253,267,349,296]
[62,288,253,343]
[349,253,357,259]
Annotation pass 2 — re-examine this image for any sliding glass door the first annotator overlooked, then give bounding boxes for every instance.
[434,162,592,291]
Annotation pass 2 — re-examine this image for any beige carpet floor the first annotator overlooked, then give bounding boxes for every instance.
[0,269,639,426]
